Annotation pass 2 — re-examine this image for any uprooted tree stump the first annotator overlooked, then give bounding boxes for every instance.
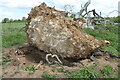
[25,3,110,63]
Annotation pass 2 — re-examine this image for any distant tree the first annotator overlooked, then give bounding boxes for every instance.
[9,19,13,22]
[13,19,21,22]
[17,19,21,22]
[2,18,9,23]
[118,16,120,23]
[13,19,18,22]
[108,16,120,23]
[22,17,26,21]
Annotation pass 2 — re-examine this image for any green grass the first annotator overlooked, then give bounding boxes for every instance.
[67,63,117,78]
[84,24,118,56]
[107,16,120,23]
[0,75,3,79]
[3,72,8,75]
[9,71,19,77]
[2,22,26,34]
[57,68,64,72]
[68,63,99,78]
[2,54,11,65]
[51,68,56,72]
[1,22,27,48]
[24,65,37,72]
[41,72,56,78]
[2,59,11,65]
[69,66,99,78]
[100,65,113,76]
[28,72,34,75]
[2,32,26,48]
[117,64,120,67]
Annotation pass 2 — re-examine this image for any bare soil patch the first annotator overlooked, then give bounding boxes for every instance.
[2,43,119,78]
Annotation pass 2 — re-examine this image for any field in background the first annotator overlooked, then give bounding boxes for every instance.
[1,22,119,78]
[1,22,26,48]
[84,24,118,56]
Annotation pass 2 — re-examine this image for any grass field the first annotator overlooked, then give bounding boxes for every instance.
[1,22,27,48]
[1,22,119,78]
[84,24,118,56]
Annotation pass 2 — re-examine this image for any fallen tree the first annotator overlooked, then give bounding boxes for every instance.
[25,3,110,64]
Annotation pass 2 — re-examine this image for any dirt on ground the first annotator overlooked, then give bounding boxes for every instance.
[2,43,119,78]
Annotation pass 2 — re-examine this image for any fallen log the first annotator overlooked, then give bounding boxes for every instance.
[25,3,110,63]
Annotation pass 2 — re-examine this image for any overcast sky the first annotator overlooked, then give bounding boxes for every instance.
[0,0,119,21]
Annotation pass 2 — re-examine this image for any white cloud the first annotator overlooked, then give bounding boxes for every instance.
[0,8,27,21]
[47,0,119,17]
[0,0,46,21]
[0,9,13,21]
[90,0,119,16]
[0,0,119,11]
[0,0,119,22]
[0,0,45,9]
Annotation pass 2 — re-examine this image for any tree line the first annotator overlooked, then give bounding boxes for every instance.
[107,16,120,23]
[2,16,119,23]
[2,17,26,23]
